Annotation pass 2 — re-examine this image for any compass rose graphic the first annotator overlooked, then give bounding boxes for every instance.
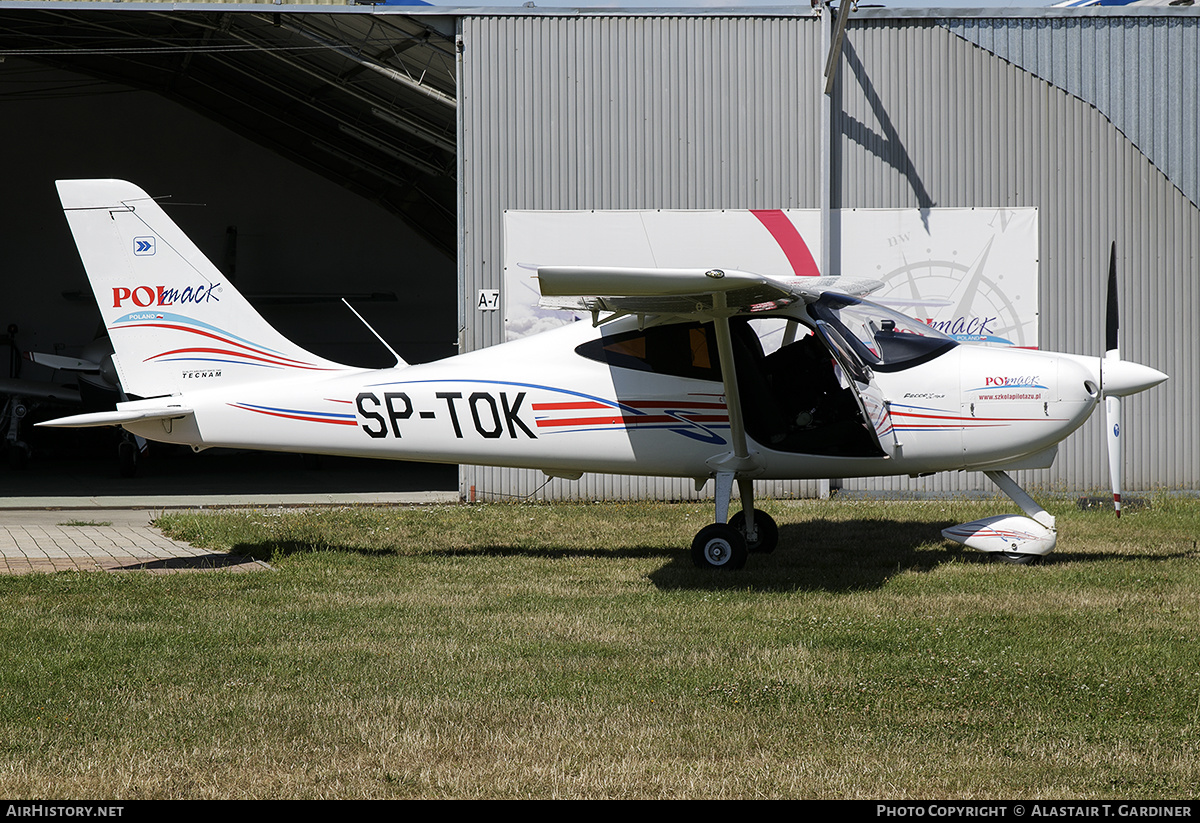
[868,219,1038,349]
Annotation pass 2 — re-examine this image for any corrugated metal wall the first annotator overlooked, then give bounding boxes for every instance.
[458,13,830,501]
[831,14,1197,495]
[458,10,1199,501]
[460,12,826,354]
[947,13,1200,209]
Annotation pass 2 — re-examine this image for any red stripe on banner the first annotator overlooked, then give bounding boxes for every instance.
[750,210,820,277]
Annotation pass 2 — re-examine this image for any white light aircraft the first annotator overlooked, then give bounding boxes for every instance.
[41,180,1167,568]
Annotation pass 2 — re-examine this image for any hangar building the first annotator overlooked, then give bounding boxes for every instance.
[0,2,1196,502]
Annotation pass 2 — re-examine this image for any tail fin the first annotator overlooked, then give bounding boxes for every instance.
[56,179,353,399]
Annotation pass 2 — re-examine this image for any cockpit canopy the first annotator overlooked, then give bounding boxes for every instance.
[807,293,958,374]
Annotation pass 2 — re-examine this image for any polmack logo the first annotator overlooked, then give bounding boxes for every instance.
[112,284,221,308]
[983,375,1041,388]
[970,375,1047,396]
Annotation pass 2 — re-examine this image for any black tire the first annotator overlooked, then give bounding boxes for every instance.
[7,443,29,471]
[729,509,779,554]
[691,523,749,570]
[996,552,1040,565]
[118,440,138,478]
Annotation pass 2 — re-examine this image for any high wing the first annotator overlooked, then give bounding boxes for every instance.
[536,266,882,320]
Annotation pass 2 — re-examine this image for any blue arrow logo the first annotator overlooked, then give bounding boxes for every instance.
[134,237,155,256]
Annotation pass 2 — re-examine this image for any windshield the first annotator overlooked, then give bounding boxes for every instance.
[808,294,957,373]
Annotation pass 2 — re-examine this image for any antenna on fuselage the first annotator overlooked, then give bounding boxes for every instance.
[341,298,407,368]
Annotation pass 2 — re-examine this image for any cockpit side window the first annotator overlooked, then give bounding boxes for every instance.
[575,322,721,381]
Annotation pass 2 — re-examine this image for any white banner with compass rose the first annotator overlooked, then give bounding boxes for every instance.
[503,207,1039,348]
[839,207,1039,349]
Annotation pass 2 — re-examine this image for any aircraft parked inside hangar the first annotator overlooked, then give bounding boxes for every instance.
[0,325,142,472]
[41,179,1167,568]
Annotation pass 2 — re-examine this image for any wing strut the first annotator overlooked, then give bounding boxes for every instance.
[709,292,751,470]
[704,293,766,553]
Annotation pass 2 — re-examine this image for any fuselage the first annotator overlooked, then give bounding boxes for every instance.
[116,304,1104,482]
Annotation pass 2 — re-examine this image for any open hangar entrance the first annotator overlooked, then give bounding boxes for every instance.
[0,5,459,494]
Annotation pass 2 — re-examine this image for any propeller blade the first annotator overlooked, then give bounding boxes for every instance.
[1105,241,1120,360]
[1106,394,1122,518]
[1097,243,1167,516]
[1102,241,1123,517]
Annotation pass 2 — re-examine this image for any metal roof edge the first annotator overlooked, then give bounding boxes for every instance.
[353,4,1200,17]
[0,1,1196,19]
[441,4,1200,18]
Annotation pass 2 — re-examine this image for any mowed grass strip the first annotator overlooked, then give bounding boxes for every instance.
[1,497,1197,799]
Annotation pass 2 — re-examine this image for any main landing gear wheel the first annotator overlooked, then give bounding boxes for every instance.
[729,509,779,554]
[691,523,748,570]
[118,439,139,478]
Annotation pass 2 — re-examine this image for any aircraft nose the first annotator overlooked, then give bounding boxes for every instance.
[1102,359,1169,397]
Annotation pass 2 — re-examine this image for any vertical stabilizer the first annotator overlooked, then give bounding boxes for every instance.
[56,179,354,398]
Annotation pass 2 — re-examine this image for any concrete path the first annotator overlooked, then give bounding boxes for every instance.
[0,509,270,574]
[0,452,459,574]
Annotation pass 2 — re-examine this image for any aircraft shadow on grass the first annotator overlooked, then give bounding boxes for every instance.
[649,518,965,593]
[221,513,1197,592]
[110,553,265,573]
[219,516,972,594]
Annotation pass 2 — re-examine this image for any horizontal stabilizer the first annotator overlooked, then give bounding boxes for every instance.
[37,407,193,429]
[26,352,101,372]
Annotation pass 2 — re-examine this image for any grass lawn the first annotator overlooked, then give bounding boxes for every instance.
[1,496,1197,799]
